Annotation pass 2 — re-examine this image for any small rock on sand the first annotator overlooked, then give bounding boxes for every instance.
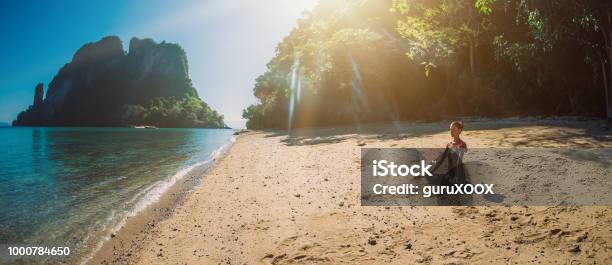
[568,245,581,253]
[404,241,412,250]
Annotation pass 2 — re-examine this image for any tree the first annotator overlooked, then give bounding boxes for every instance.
[243,0,610,129]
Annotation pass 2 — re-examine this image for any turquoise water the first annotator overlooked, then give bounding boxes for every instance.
[0,127,234,263]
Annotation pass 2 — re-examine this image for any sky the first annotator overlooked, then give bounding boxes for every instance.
[0,0,318,128]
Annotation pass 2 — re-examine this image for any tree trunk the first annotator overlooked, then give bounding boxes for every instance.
[608,29,612,125]
[469,41,480,113]
[605,9,612,127]
[447,60,463,115]
[601,58,609,110]
[469,42,475,75]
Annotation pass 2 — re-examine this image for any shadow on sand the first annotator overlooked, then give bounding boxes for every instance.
[260,119,611,147]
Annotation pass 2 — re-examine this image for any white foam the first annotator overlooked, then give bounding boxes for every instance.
[79,135,236,265]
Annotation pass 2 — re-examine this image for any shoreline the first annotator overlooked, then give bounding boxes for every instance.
[88,119,611,264]
[81,136,236,265]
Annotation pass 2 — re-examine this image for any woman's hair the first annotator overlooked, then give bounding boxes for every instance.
[450,120,464,130]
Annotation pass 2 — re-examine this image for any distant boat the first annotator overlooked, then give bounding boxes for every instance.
[133,125,157,129]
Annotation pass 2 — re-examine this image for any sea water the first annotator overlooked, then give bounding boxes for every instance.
[0,127,235,263]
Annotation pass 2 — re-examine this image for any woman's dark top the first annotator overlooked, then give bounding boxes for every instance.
[429,139,468,185]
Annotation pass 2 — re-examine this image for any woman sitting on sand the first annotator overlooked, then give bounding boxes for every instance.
[429,121,468,185]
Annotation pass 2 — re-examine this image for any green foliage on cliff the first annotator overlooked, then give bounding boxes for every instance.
[122,97,225,128]
[13,36,226,128]
[243,0,612,129]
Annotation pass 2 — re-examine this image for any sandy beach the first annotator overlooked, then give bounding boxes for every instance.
[88,119,612,265]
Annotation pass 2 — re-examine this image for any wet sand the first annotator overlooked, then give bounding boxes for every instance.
[81,165,213,265]
[88,119,612,264]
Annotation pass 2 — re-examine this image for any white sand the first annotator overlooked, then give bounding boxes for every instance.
[90,119,612,265]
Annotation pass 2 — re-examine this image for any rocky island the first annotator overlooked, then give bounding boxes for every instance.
[13,36,227,128]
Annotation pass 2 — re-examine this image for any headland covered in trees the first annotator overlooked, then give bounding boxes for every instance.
[13,36,227,128]
[243,0,612,129]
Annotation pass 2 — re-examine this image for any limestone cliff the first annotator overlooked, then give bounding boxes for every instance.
[13,36,225,128]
